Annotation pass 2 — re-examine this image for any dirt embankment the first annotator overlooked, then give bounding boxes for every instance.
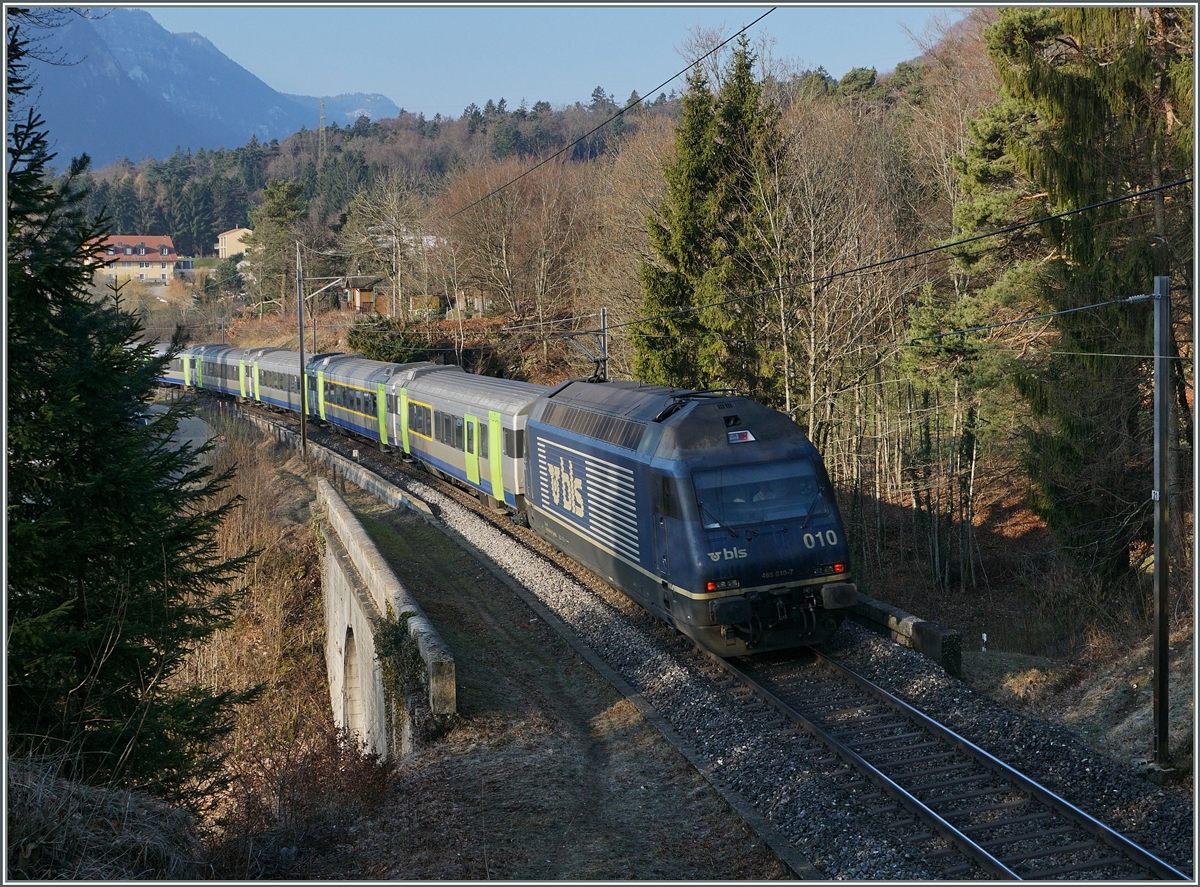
[962,631,1194,777]
[308,486,789,880]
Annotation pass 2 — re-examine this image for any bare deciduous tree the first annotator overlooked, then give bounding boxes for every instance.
[339,171,427,317]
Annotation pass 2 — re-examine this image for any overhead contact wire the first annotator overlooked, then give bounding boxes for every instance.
[552,178,1193,342]
[447,7,777,221]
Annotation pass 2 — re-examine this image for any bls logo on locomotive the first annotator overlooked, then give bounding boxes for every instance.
[708,546,748,562]
[546,457,585,517]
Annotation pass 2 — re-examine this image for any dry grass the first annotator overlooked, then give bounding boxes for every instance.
[962,627,1194,772]
[171,407,398,878]
[6,758,203,880]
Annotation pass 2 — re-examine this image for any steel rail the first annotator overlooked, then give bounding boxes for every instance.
[812,651,1190,881]
[698,648,1023,879]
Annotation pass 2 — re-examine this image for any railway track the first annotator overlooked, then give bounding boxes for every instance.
[210,397,1192,880]
[694,648,1190,881]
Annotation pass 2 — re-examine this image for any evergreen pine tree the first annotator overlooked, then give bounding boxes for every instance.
[957,8,1193,583]
[6,11,256,801]
[243,177,305,313]
[631,65,717,388]
[633,37,781,396]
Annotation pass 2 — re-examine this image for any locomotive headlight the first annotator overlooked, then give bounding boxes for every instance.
[706,578,741,592]
[818,563,847,576]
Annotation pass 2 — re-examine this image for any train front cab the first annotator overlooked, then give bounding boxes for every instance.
[525,382,857,657]
[652,399,856,655]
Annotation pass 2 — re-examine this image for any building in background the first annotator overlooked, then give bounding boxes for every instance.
[215,227,253,260]
[93,235,190,284]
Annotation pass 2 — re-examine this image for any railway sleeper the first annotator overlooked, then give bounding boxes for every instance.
[845,729,924,749]
[866,738,945,758]
[978,824,1078,851]
[876,749,958,768]
[907,772,997,795]
[933,784,1024,805]
[944,797,1033,819]
[817,702,883,720]
[791,692,868,711]
[892,761,979,781]
[1026,855,1128,879]
[958,810,1053,834]
[999,839,1099,866]
[824,710,901,730]
[827,718,908,738]
[926,825,1077,858]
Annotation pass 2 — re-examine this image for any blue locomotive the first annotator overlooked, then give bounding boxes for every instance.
[160,344,857,656]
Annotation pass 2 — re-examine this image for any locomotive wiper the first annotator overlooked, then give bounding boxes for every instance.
[698,499,738,538]
[797,492,828,529]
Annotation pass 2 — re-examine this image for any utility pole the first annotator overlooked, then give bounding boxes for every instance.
[1152,275,1171,766]
[600,306,608,382]
[304,276,346,358]
[318,98,327,170]
[297,243,307,457]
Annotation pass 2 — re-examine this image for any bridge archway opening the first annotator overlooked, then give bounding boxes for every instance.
[343,627,365,741]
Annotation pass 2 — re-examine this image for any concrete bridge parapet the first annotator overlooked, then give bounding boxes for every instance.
[317,477,455,758]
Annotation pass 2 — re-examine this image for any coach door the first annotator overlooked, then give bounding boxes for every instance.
[464,415,480,486]
[306,370,318,415]
[652,473,679,580]
[399,389,410,453]
[488,411,505,503]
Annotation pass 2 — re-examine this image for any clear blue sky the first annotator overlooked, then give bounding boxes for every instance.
[139,5,971,118]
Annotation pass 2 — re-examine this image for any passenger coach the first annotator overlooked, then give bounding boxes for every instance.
[398,369,544,510]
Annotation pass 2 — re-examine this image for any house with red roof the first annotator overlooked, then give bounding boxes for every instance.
[93,235,192,284]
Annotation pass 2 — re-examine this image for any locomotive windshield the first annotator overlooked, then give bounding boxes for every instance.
[693,459,827,529]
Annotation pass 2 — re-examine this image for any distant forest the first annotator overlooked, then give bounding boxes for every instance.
[76,84,693,256]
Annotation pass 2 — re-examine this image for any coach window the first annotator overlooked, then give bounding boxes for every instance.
[454,416,464,450]
[479,426,488,460]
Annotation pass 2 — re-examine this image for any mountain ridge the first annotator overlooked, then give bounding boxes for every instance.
[27,8,400,168]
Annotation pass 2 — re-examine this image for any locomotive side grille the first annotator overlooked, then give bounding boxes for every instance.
[542,402,646,451]
[535,438,640,562]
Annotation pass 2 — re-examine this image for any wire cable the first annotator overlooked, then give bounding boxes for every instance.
[446,7,776,221]
[907,293,1155,343]
[556,178,1193,341]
